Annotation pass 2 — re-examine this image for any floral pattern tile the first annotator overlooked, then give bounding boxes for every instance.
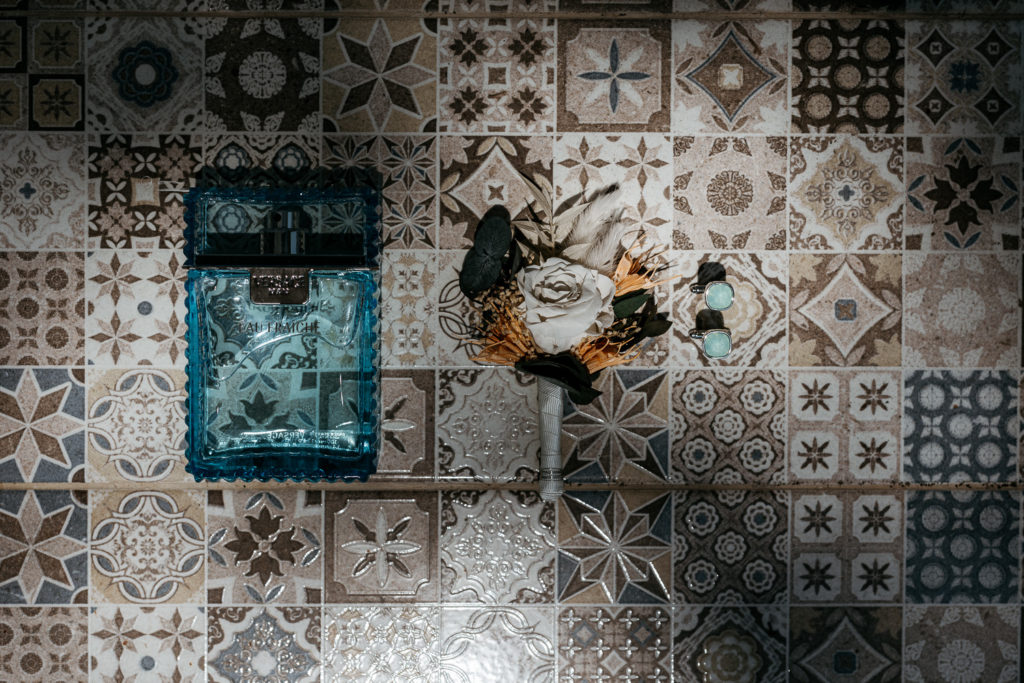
[87,368,186,483]
[326,491,437,602]
[907,21,1022,134]
[0,251,85,366]
[904,606,1019,682]
[792,491,903,603]
[559,490,671,604]
[87,134,202,250]
[557,606,671,682]
[905,491,1020,603]
[0,76,26,129]
[379,135,437,248]
[324,605,439,682]
[205,132,320,187]
[438,369,539,481]
[673,135,786,249]
[792,19,905,133]
[379,370,435,478]
[675,490,787,604]
[439,16,553,133]
[906,136,1020,250]
[90,605,205,681]
[325,18,436,133]
[558,21,671,132]
[0,490,88,604]
[85,249,187,367]
[0,368,85,484]
[790,254,902,367]
[790,369,901,483]
[670,252,787,367]
[790,607,901,682]
[672,369,785,485]
[904,371,1019,483]
[440,607,554,683]
[91,490,204,604]
[207,607,320,683]
[789,136,904,250]
[904,253,1019,368]
[0,132,85,248]
[383,250,438,368]
[0,607,88,681]
[207,491,322,605]
[672,21,788,133]
[673,606,786,682]
[85,16,203,132]
[205,9,321,132]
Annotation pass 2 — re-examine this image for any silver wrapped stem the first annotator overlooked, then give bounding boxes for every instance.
[537,377,564,500]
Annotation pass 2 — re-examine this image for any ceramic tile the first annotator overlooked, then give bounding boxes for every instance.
[89,605,205,681]
[557,606,671,682]
[790,254,902,367]
[789,607,901,682]
[789,136,904,250]
[673,606,786,682]
[906,136,1021,250]
[904,370,1019,483]
[670,252,787,367]
[0,490,87,604]
[0,368,85,484]
[85,16,203,132]
[559,490,671,604]
[28,18,83,72]
[904,606,1020,682]
[207,491,322,605]
[326,491,437,603]
[205,132,320,186]
[0,607,88,681]
[28,74,85,130]
[0,76,26,129]
[674,490,787,604]
[905,491,1020,603]
[378,135,438,249]
[379,370,435,478]
[91,490,204,604]
[87,134,202,250]
[792,19,905,133]
[0,132,85,248]
[556,133,673,245]
[204,10,320,132]
[442,489,554,604]
[791,491,903,603]
[324,18,436,133]
[558,20,671,132]
[907,21,1022,134]
[908,0,1023,9]
[437,369,539,482]
[207,607,320,683]
[439,606,554,683]
[383,250,439,368]
[324,605,439,682]
[0,251,84,366]
[86,368,186,484]
[435,249,479,365]
[562,369,669,485]
[789,369,900,483]
[439,135,552,249]
[904,253,1019,368]
[84,249,187,367]
[671,369,786,485]
[672,136,787,250]
[672,21,788,134]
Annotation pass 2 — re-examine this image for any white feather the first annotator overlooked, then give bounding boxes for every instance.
[557,184,628,276]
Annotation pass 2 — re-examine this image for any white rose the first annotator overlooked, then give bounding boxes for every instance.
[516,257,615,354]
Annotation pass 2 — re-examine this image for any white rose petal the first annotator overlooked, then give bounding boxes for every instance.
[516,257,615,354]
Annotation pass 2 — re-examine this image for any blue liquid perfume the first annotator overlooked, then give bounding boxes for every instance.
[183,187,381,481]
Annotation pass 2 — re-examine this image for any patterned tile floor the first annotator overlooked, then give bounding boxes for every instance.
[0,3,1022,682]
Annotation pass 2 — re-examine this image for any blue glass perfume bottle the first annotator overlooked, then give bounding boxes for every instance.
[183,187,380,481]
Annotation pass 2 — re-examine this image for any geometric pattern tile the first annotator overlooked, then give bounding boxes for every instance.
[903,253,1019,368]
[789,136,904,250]
[905,136,1020,250]
[673,136,787,250]
[378,370,435,479]
[89,605,205,681]
[905,491,1020,603]
[907,21,1022,134]
[790,606,901,682]
[324,605,439,682]
[672,21,788,133]
[0,607,89,681]
[904,605,1020,682]
[205,132,320,187]
[673,606,787,682]
[440,606,555,683]
[790,254,902,367]
[904,370,1019,483]
[207,606,320,683]
[557,606,671,682]
[382,250,439,368]
[434,249,479,365]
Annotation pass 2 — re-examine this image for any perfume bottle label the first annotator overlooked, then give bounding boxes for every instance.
[227,320,320,336]
[249,268,310,305]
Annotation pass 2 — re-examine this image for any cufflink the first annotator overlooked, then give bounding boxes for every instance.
[689,280,734,311]
[689,328,732,358]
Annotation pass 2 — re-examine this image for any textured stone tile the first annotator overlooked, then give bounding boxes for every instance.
[0,607,88,681]
[207,607,320,683]
[379,370,435,479]
[440,607,554,683]
[324,605,439,682]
